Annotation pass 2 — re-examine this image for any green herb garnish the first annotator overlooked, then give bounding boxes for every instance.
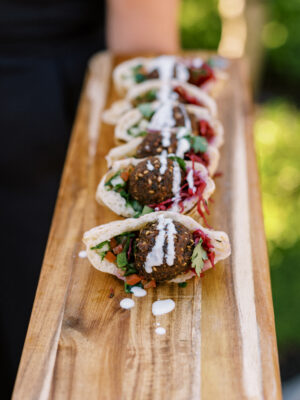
[105,171,123,187]
[91,240,110,260]
[189,136,208,153]
[127,126,148,137]
[124,263,138,276]
[117,252,128,268]
[191,239,208,276]
[140,205,154,216]
[169,156,186,171]
[91,240,109,250]
[135,73,146,83]
[138,103,155,119]
[145,89,157,102]
[178,282,187,288]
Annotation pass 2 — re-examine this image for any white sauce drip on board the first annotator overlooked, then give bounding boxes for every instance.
[155,327,166,335]
[130,286,147,297]
[120,298,135,309]
[159,150,168,174]
[186,169,196,194]
[152,299,175,316]
[144,215,177,273]
[147,160,154,171]
[78,250,87,258]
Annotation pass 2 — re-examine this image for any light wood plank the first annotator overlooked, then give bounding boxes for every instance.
[13,53,281,400]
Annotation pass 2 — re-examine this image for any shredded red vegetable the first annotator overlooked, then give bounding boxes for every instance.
[173,86,204,107]
[188,63,215,87]
[127,238,133,259]
[185,149,210,167]
[193,229,215,267]
[198,120,215,143]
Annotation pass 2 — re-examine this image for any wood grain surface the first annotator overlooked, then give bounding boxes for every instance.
[13,52,282,400]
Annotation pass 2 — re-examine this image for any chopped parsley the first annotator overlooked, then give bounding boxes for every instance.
[186,135,208,153]
[135,89,157,105]
[90,240,110,260]
[105,171,125,188]
[138,103,155,120]
[116,252,128,268]
[127,124,148,137]
[105,169,147,217]
[191,239,208,276]
[132,64,146,83]
[140,205,154,216]
[178,282,187,288]
[169,156,186,171]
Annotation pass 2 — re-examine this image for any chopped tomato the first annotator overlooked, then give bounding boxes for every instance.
[126,274,142,285]
[143,280,156,289]
[110,237,117,248]
[120,171,129,182]
[105,251,117,263]
[112,244,123,255]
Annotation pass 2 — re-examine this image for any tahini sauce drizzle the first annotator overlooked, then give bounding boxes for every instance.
[174,127,191,158]
[161,128,172,147]
[147,160,154,171]
[148,101,175,131]
[176,63,189,82]
[144,216,177,273]
[159,150,168,174]
[144,215,166,273]
[171,160,182,208]
[166,221,176,266]
[150,55,176,81]
[152,56,177,104]
[186,169,196,193]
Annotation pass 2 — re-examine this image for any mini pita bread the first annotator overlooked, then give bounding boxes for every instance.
[114,103,224,146]
[96,158,215,217]
[83,211,231,283]
[113,56,228,96]
[102,80,218,125]
[106,139,220,177]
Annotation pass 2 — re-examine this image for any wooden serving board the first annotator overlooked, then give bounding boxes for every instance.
[13,52,282,400]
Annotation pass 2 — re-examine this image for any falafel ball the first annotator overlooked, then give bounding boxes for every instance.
[135,220,194,281]
[128,156,183,205]
[136,132,178,159]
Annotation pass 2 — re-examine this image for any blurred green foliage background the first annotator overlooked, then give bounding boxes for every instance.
[180,0,300,381]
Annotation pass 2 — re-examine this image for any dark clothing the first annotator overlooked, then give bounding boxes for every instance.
[0,2,106,397]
